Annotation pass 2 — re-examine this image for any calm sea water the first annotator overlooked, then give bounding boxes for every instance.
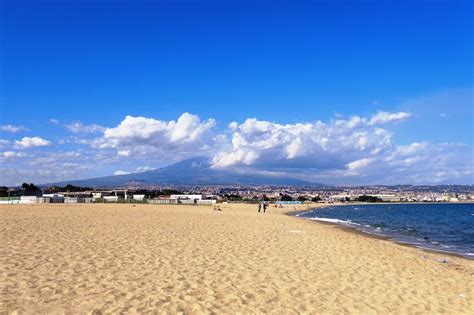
[296,203,474,259]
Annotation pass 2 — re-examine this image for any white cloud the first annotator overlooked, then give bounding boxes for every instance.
[49,118,59,125]
[14,137,51,149]
[346,142,473,184]
[0,139,9,148]
[1,109,471,186]
[114,170,131,176]
[1,151,26,158]
[211,115,393,169]
[93,112,216,159]
[117,150,131,157]
[369,111,411,125]
[0,150,96,186]
[113,166,155,176]
[229,121,239,131]
[0,124,29,133]
[346,157,374,170]
[135,166,155,173]
[65,122,106,134]
[384,142,427,162]
[208,112,472,184]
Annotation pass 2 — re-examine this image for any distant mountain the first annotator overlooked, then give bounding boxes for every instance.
[44,157,323,187]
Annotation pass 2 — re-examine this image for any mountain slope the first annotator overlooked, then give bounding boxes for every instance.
[45,157,322,187]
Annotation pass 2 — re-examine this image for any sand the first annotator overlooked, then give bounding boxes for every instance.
[1,203,473,314]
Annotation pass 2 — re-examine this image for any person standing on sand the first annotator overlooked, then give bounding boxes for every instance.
[263,203,267,213]
[258,203,261,212]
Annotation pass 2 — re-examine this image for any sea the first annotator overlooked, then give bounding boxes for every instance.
[295,203,474,259]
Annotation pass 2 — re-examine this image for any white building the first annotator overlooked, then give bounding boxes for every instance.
[133,194,146,201]
[103,196,119,202]
[170,194,204,201]
[169,194,217,205]
[43,193,65,203]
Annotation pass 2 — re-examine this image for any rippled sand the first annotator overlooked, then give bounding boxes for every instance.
[1,203,473,313]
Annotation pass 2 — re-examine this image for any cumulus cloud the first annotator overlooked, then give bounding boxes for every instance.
[14,136,51,149]
[228,121,239,131]
[0,150,97,186]
[211,115,393,170]
[209,112,472,184]
[93,112,216,159]
[369,111,411,125]
[343,142,472,184]
[1,110,471,186]
[0,124,29,133]
[65,122,106,134]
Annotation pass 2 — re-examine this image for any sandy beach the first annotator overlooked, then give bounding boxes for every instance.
[1,203,473,314]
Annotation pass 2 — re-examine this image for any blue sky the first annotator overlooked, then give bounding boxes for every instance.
[0,0,472,186]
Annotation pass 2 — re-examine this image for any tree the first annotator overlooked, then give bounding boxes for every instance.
[64,184,92,192]
[224,194,242,201]
[297,196,307,202]
[280,194,293,201]
[0,186,8,197]
[21,183,42,196]
[311,196,322,202]
[356,195,383,202]
[43,186,61,193]
[44,185,92,193]
[160,189,182,195]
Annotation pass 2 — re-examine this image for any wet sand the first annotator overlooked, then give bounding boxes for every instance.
[1,203,473,313]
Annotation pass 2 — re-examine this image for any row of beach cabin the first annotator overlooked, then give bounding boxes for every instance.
[0,193,217,205]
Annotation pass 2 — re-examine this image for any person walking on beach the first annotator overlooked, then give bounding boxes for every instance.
[258,203,261,212]
[263,202,267,213]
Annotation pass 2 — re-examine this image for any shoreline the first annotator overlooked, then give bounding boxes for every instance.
[285,202,474,261]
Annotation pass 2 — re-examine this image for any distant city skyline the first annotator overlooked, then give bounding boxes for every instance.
[0,0,472,186]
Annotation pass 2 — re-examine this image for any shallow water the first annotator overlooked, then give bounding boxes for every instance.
[297,203,474,259]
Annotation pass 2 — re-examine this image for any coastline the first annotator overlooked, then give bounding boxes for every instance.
[286,202,474,260]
